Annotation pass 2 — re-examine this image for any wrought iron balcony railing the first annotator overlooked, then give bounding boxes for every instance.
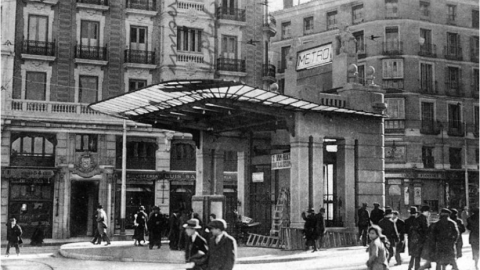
[447,121,464,136]
[126,0,156,11]
[124,49,155,64]
[217,7,246,22]
[277,60,286,74]
[419,80,437,94]
[419,44,436,58]
[77,0,108,5]
[22,40,55,56]
[445,81,463,97]
[217,58,246,72]
[420,120,442,135]
[382,41,403,55]
[471,49,479,63]
[385,119,405,133]
[444,46,463,60]
[75,44,107,61]
[263,64,276,78]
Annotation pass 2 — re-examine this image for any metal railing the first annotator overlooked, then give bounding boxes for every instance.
[126,0,156,11]
[385,119,405,133]
[419,44,436,57]
[419,80,437,94]
[124,49,155,64]
[217,7,246,22]
[447,121,464,136]
[471,49,479,63]
[445,81,463,97]
[217,58,246,72]
[444,46,463,60]
[263,64,276,78]
[75,44,107,61]
[22,40,55,56]
[382,41,403,55]
[420,120,441,135]
[77,0,108,5]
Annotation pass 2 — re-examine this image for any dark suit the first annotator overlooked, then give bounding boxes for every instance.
[169,213,180,250]
[148,212,165,249]
[185,233,208,270]
[6,223,22,255]
[207,232,237,270]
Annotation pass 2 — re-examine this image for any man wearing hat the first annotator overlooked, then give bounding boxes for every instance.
[370,203,385,225]
[206,218,237,270]
[301,208,318,252]
[148,206,165,249]
[433,208,459,270]
[379,208,399,264]
[405,207,421,270]
[95,205,111,246]
[357,203,370,246]
[184,218,208,270]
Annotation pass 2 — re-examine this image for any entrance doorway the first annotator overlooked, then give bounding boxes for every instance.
[170,183,195,213]
[70,181,99,237]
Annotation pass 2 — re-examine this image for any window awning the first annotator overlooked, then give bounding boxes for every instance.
[89,80,383,135]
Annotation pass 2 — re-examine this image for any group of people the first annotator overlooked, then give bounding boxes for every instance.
[357,202,479,270]
[301,207,326,252]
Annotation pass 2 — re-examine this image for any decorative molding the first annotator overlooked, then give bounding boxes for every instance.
[72,152,101,178]
[185,61,197,76]
[186,9,199,23]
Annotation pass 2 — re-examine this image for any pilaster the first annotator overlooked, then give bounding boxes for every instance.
[312,137,324,210]
[289,136,309,228]
[337,138,356,228]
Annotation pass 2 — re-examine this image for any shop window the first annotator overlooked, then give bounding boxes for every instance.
[177,26,202,52]
[116,137,157,169]
[10,133,56,167]
[76,134,98,152]
[327,11,337,30]
[224,151,238,172]
[422,146,434,168]
[115,183,154,231]
[25,72,46,101]
[170,140,196,171]
[129,79,147,92]
[281,21,291,39]
[449,147,462,169]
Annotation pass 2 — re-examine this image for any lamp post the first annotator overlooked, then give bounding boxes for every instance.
[120,119,127,235]
[462,104,469,210]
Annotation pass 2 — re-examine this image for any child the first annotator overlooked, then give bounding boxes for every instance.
[367,225,390,270]
[5,217,23,257]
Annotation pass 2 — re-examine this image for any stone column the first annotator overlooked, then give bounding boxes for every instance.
[312,136,324,210]
[237,151,249,217]
[213,150,224,195]
[289,136,310,228]
[337,139,356,228]
[196,147,213,196]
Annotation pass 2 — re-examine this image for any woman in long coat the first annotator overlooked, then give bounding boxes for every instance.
[133,206,148,246]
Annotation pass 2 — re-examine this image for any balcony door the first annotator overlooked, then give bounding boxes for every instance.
[421,102,435,132]
[447,32,460,55]
[222,0,236,14]
[81,20,99,47]
[130,26,147,51]
[222,35,237,59]
[28,15,48,42]
[385,26,399,52]
[420,28,431,47]
[448,103,462,131]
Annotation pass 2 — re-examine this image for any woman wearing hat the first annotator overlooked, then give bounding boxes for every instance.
[148,206,165,249]
[184,218,208,270]
[133,206,148,246]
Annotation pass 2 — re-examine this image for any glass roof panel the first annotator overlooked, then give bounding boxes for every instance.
[254,92,277,100]
[244,89,266,98]
[277,98,298,105]
[289,101,309,107]
[266,96,289,102]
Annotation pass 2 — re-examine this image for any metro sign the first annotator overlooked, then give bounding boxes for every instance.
[296,43,333,71]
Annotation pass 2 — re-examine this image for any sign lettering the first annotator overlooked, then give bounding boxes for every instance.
[296,43,333,70]
[271,153,291,170]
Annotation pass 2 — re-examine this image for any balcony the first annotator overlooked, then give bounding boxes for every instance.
[382,41,403,55]
[125,0,156,11]
[444,46,463,61]
[74,44,108,65]
[21,40,56,61]
[263,15,277,38]
[419,44,436,58]
[385,119,405,133]
[419,80,437,94]
[447,121,464,137]
[357,44,367,59]
[217,58,245,72]
[217,7,246,22]
[471,49,479,63]
[76,0,109,12]
[445,81,463,97]
[262,64,276,82]
[382,79,404,90]
[420,120,442,135]
[277,60,286,74]
[77,0,108,5]
[124,49,155,65]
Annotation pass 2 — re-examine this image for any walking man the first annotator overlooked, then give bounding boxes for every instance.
[315,207,326,250]
[450,208,465,259]
[392,211,406,265]
[370,203,385,225]
[433,208,459,270]
[5,217,22,257]
[405,206,420,270]
[206,219,237,270]
[169,209,180,250]
[378,208,399,265]
[96,205,111,246]
[467,207,479,270]
[301,208,318,252]
[184,218,208,270]
[357,203,370,246]
[148,206,165,249]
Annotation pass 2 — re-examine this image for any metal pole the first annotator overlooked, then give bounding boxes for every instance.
[120,120,127,235]
[464,115,469,210]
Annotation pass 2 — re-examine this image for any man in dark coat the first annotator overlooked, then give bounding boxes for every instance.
[467,207,479,270]
[5,217,23,257]
[207,219,237,270]
[169,209,180,250]
[301,208,317,252]
[178,210,190,250]
[148,206,165,249]
[370,203,385,225]
[30,221,45,246]
[315,207,326,250]
[393,211,406,265]
[378,208,399,265]
[184,218,208,270]
[450,208,465,258]
[433,208,459,270]
[405,206,420,270]
[357,203,370,246]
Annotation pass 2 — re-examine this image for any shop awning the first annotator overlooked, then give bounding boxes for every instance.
[89,80,382,135]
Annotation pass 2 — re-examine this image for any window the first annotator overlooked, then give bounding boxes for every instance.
[449,148,462,169]
[385,98,405,119]
[129,79,147,91]
[475,106,479,136]
[170,141,196,171]
[471,36,479,61]
[25,72,46,100]
[10,133,56,167]
[221,35,237,59]
[448,103,462,130]
[473,69,479,94]
[327,11,337,30]
[176,26,202,52]
[446,32,461,57]
[357,64,366,85]
[420,62,434,93]
[303,16,314,34]
[473,10,479,28]
[80,20,99,46]
[420,28,432,54]
[385,0,398,18]
[421,101,436,134]
[281,21,291,39]
[419,1,430,17]
[116,137,157,169]
[224,151,238,172]
[445,67,461,93]
[447,5,456,23]
[79,76,98,103]
[279,46,290,72]
[130,26,147,51]
[382,59,403,79]
[28,15,48,42]
[76,134,98,152]
[352,4,364,24]
[385,26,400,53]
[422,146,434,168]
[353,31,365,55]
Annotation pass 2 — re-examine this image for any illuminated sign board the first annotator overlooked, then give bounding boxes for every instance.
[296,43,333,71]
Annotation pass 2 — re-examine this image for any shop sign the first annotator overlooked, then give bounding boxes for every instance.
[252,172,264,183]
[125,172,158,180]
[164,172,196,180]
[296,43,333,70]
[2,169,55,179]
[271,153,291,170]
[388,179,402,185]
[417,172,443,179]
[385,146,406,163]
[10,178,52,184]
[224,172,237,183]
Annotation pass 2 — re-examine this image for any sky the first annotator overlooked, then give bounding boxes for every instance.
[268,0,313,12]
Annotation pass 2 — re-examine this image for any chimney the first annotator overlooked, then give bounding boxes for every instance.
[284,0,293,8]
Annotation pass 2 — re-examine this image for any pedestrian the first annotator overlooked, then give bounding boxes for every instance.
[168,209,180,250]
[366,225,390,270]
[133,205,148,246]
[91,211,100,245]
[418,220,437,270]
[301,208,317,252]
[370,203,385,225]
[357,203,370,246]
[30,221,45,246]
[392,211,406,265]
[378,208,399,265]
[467,207,479,270]
[405,206,421,270]
[433,208,459,270]
[148,206,165,249]
[416,205,432,270]
[450,208,465,259]
[178,209,190,250]
[206,218,237,270]
[315,207,326,250]
[184,218,208,270]
[95,205,111,246]
[5,217,23,257]
[460,206,469,227]
[204,213,216,239]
